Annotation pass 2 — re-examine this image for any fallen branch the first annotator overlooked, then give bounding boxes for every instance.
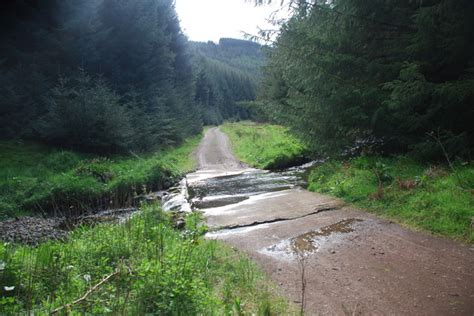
[50,268,120,315]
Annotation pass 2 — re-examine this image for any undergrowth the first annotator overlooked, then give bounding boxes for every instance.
[0,205,291,314]
[308,156,474,243]
[0,136,201,219]
[221,121,307,170]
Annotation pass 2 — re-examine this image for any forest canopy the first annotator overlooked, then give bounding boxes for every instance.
[258,0,474,160]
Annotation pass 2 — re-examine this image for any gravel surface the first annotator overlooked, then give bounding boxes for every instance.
[0,217,68,245]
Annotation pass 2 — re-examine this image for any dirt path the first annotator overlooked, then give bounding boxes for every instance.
[196,127,246,171]
[190,128,474,315]
[188,127,251,183]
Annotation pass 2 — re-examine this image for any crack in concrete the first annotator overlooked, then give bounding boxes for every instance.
[211,206,342,232]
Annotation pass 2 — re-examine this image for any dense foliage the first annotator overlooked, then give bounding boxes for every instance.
[0,1,266,152]
[0,0,200,152]
[190,39,265,125]
[259,0,474,160]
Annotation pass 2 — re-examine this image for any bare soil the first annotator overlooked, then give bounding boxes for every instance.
[195,127,246,171]
[191,128,474,315]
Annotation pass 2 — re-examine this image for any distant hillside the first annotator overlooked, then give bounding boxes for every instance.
[189,38,265,125]
[190,38,265,78]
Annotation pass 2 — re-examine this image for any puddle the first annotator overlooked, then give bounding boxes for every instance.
[261,218,363,260]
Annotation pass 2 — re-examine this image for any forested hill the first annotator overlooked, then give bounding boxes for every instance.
[189,39,265,125]
[191,38,264,77]
[0,1,267,154]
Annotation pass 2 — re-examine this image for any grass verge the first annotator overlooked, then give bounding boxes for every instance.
[0,204,293,314]
[308,156,474,243]
[0,136,201,219]
[221,121,307,170]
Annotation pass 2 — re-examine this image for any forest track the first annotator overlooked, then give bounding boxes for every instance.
[195,127,247,171]
[188,127,474,315]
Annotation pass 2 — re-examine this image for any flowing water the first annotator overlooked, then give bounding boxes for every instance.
[162,161,319,214]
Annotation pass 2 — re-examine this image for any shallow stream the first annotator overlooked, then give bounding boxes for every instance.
[162,161,319,214]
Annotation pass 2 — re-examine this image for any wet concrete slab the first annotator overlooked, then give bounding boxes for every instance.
[203,189,344,229]
[207,207,474,315]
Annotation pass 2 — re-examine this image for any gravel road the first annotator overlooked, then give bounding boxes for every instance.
[189,127,474,315]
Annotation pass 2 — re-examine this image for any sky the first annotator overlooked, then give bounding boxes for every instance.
[174,0,287,43]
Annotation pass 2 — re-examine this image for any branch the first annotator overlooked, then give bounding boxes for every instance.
[426,130,455,172]
[50,268,120,315]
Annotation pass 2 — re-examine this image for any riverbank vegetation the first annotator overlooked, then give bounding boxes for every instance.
[221,121,307,170]
[0,136,201,219]
[0,205,292,314]
[308,157,474,243]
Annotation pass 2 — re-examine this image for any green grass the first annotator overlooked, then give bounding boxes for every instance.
[0,205,293,314]
[308,156,474,243]
[221,121,307,170]
[0,136,201,219]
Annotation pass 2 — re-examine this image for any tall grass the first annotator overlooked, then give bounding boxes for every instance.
[0,205,292,314]
[0,136,201,219]
[221,121,307,170]
[308,156,474,242]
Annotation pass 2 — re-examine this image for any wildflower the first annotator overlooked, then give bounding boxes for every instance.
[83,274,91,282]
